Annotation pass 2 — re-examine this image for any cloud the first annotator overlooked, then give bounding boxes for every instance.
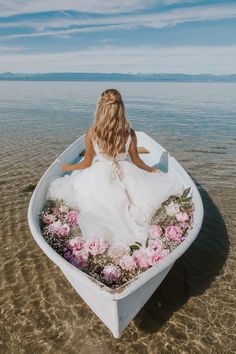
[0,45,235,74]
[0,2,235,75]
[0,0,186,17]
[0,3,236,39]
[0,24,138,40]
[0,45,26,52]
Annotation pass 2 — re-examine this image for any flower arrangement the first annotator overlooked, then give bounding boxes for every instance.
[39,187,194,289]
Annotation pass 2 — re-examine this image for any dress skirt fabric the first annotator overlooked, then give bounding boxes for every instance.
[46,135,184,245]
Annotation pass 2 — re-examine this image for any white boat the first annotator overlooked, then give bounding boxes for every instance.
[28,131,204,338]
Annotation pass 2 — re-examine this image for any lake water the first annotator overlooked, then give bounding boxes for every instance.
[0,81,235,353]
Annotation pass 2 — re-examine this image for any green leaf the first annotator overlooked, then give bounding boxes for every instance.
[183,187,191,199]
[129,244,140,251]
[145,237,149,248]
[183,196,192,203]
[135,241,142,247]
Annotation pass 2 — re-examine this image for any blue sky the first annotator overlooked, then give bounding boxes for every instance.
[0,0,236,74]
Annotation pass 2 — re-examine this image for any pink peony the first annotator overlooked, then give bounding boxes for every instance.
[107,242,130,263]
[176,212,189,222]
[42,213,56,225]
[67,236,85,251]
[119,255,136,271]
[149,225,163,239]
[148,238,164,251]
[147,248,169,266]
[71,249,89,269]
[132,247,150,269]
[86,238,110,256]
[165,202,180,217]
[64,250,73,261]
[102,265,121,284]
[57,223,70,237]
[48,220,62,234]
[165,225,183,241]
[67,210,79,226]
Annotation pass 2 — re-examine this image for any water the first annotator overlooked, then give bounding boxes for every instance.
[0,81,235,353]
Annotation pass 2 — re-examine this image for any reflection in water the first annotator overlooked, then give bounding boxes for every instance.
[0,81,235,353]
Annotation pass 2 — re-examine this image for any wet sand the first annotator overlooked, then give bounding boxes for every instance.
[0,81,235,353]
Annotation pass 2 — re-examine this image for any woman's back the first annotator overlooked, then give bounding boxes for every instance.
[91,128,132,161]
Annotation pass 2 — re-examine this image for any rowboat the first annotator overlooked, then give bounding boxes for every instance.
[27,131,204,338]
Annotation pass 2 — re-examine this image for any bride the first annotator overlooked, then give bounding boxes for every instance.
[46,88,184,245]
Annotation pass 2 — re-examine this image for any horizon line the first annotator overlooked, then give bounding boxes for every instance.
[1,71,236,76]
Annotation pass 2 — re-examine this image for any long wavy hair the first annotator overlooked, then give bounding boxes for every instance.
[91,88,131,159]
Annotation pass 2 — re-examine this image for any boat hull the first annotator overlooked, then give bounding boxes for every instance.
[61,263,173,338]
[28,131,204,337]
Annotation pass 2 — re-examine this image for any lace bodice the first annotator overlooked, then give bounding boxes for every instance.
[91,134,133,207]
[92,134,132,162]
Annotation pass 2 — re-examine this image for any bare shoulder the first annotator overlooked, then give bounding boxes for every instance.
[85,127,94,146]
[86,127,94,141]
[84,127,95,155]
[86,127,93,136]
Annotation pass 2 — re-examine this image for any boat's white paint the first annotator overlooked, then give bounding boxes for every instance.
[28,131,204,338]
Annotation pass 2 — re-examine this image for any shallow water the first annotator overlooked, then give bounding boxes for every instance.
[0,81,235,354]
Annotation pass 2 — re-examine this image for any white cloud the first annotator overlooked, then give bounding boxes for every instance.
[0,45,235,74]
[0,45,26,52]
[0,0,182,17]
[0,24,138,39]
[0,4,236,38]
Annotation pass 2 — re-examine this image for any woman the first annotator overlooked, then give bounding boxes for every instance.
[46,88,184,245]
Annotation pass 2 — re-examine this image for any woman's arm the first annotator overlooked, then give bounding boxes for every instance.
[61,128,95,172]
[128,129,159,173]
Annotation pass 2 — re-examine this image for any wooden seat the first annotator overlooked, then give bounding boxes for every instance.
[138,146,150,154]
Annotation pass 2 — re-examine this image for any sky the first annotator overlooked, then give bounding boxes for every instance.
[0,0,236,74]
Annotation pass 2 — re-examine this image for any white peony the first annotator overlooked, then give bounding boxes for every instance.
[107,242,130,264]
[165,201,180,217]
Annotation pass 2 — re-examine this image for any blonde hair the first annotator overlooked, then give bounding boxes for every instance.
[91,88,131,159]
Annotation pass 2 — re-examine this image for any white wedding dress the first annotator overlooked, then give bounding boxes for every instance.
[46,133,184,245]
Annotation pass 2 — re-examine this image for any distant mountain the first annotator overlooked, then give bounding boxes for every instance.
[0,72,236,82]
